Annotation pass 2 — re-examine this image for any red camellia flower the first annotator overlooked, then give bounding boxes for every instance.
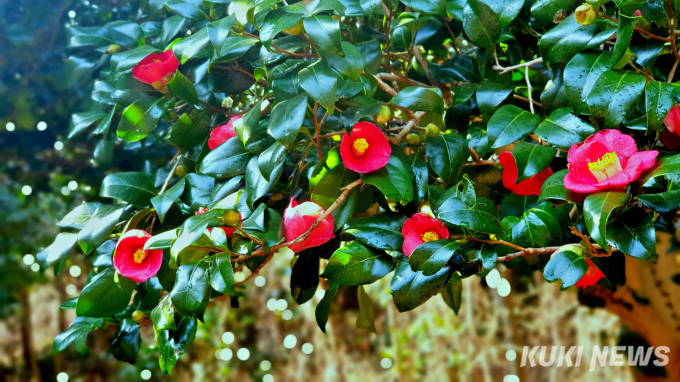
[401,213,450,257]
[283,198,334,253]
[195,207,238,237]
[563,129,658,194]
[208,115,242,150]
[574,258,605,289]
[340,122,391,173]
[113,229,163,283]
[499,152,553,196]
[132,50,179,94]
[661,104,680,149]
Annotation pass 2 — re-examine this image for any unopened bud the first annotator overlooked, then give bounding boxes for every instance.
[425,123,440,136]
[374,106,391,124]
[405,133,421,147]
[574,4,598,26]
[132,310,145,323]
[106,44,121,54]
[223,209,240,227]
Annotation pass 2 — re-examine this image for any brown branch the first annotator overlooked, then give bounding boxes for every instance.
[241,31,318,58]
[497,247,562,262]
[211,65,268,87]
[374,75,398,97]
[602,14,671,42]
[569,226,599,254]
[386,111,427,144]
[513,94,542,108]
[376,73,435,89]
[468,146,481,163]
[471,238,525,252]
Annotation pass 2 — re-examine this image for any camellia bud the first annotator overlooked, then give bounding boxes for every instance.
[555,244,586,257]
[405,133,421,146]
[283,20,304,35]
[106,44,121,54]
[373,105,391,124]
[132,310,145,323]
[612,48,636,70]
[574,4,598,26]
[425,123,440,136]
[223,209,241,227]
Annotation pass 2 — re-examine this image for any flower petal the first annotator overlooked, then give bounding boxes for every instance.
[402,232,424,257]
[340,122,391,173]
[587,129,638,159]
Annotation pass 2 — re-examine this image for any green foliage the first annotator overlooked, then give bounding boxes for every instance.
[41,0,680,373]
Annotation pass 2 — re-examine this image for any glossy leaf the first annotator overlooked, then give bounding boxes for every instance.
[100,172,158,207]
[76,268,136,318]
[583,191,629,249]
[321,242,395,286]
[487,105,540,149]
[390,261,450,312]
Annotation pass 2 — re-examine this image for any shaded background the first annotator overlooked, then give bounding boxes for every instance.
[0,1,675,381]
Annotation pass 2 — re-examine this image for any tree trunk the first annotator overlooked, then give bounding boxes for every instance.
[18,286,40,382]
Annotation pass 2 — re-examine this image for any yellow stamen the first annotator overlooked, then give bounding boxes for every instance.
[587,152,623,182]
[352,138,369,156]
[422,231,440,242]
[133,249,147,264]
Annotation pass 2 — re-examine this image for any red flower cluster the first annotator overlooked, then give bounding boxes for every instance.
[132,50,179,93]
[499,152,553,196]
[113,229,163,283]
[283,198,334,253]
[340,122,391,173]
[401,213,449,257]
[208,115,242,150]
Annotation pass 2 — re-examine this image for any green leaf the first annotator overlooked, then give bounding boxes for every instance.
[157,315,197,375]
[483,0,524,28]
[78,204,126,254]
[606,207,656,261]
[390,260,450,312]
[583,191,629,249]
[310,149,360,230]
[167,71,199,105]
[361,155,414,204]
[36,233,78,275]
[117,98,164,142]
[58,202,102,229]
[511,141,556,181]
[538,169,583,203]
[409,240,460,276]
[267,93,308,148]
[259,9,303,49]
[234,100,262,146]
[216,35,260,61]
[646,80,680,132]
[54,317,99,354]
[611,14,639,67]
[437,196,503,234]
[298,60,337,113]
[476,79,513,116]
[93,107,115,135]
[171,260,210,318]
[543,250,588,290]
[171,210,222,261]
[208,253,235,295]
[303,15,342,53]
[199,137,252,178]
[530,0,577,25]
[170,111,211,152]
[151,178,186,223]
[258,142,287,182]
[390,86,444,113]
[290,249,320,305]
[245,155,280,209]
[637,190,680,213]
[320,42,365,81]
[343,212,406,251]
[356,286,377,333]
[69,111,107,138]
[159,16,185,47]
[440,274,462,314]
[101,172,158,207]
[76,268,136,318]
[533,108,596,150]
[539,15,596,64]
[110,318,141,364]
[321,242,396,286]
[208,14,236,56]
[151,295,176,332]
[564,52,611,114]
[587,70,646,127]
[637,152,680,185]
[487,105,540,149]
[165,0,210,20]
[462,0,500,49]
[425,133,468,186]
[314,282,339,333]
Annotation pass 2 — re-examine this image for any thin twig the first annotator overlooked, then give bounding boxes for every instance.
[513,94,542,108]
[493,57,543,75]
[468,146,481,163]
[387,111,427,144]
[602,14,671,42]
[463,159,500,166]
[212,65,268,87]
[524,66,535,114]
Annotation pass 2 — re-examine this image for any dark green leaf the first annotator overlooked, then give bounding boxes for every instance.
[583,191,629,249]
[440,274,462,314]
[425,133,468,186]
[606,207,656,261]
[58,202,102,229]
[437,196,503,234]
[101,172,158,207]
[539,15,596,64]
[637,190,680,213]
[267,93,308,148]
[390,86,444,113]
[343,212,406,251]
[543,250,588,289]
[533,108,595,150]
[78,204,126,254]
[303,15,342,53]
[462,0,500,49]
[314,282,339,332]
[208,253,235,295]
[167,71,199,105]
[76,268,136,318]
[321,242,395,286]
[151,178,186,223]
[361,155,414,204]
[356,285,377,333]
[409,240,460,276]
[488,105,540,149]
[512,141,556,181]
[117,98,164,142]
[199,138,252,178]
[171,260,210,318]
[390,260,450,312]
[298,60,337,113]
[586,70,646,127]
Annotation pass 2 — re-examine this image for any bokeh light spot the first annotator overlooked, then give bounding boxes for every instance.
[37,121,47,131]
[283,334,297,349]
[254,275,266,287]
[498,278,511,297]
[69,265,81,277]
[56,372,69,382]
[260,360,271,371]
[301,343,313,354]
[219,348,233,361]
[5,122,15,131]
[486,269,500,288]
[221,331,234,344]
[21,185,32,195]
[380,358,393,369]
[506,349,517,361]
[281,310,293,320]
[23,254,35,265]
[237,348,250,360]
[140,369,152,380]
[65,284,77,295]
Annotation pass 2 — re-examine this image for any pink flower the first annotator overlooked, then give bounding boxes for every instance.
[574,259,605,289]
[283,198,334,253]
[401,213,449,257]
[195,207,237,237]
[208,115,242,150]
[661,104,680,149]
[113,229,163,283]
[499,152,553,196]
[563,130,658,194]
[634,9,642,17]
[132,51,179,94]
[340,122,391,173]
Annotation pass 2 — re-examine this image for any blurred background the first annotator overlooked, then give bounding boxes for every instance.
[0,1,678,381]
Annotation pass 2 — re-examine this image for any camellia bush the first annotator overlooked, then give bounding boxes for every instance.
[41,0,680,374]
